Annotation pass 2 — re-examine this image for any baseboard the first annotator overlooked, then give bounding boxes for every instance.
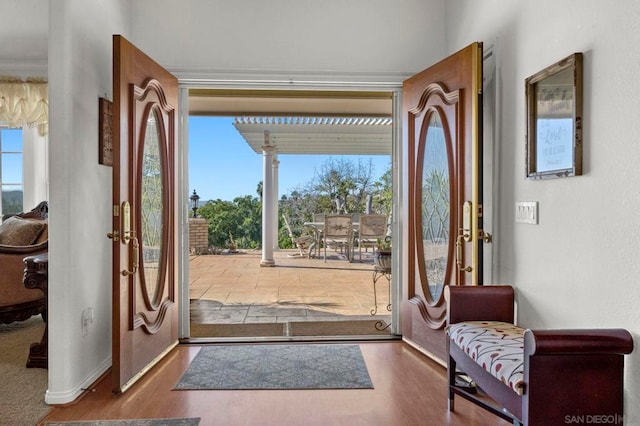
[402,336,447,368]
[44,356,111,405]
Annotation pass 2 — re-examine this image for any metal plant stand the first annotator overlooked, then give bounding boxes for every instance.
[370,265,391,331]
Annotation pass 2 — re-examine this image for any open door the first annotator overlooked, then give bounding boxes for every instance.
[402,42,486,362]
[110,35,179,393]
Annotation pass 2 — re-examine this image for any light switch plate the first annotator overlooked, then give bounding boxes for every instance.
[515,201,538,224]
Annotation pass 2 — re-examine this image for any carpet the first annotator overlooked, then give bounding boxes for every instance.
[44,419,200,426]
[174,344,373,390]
[0,316,50,426]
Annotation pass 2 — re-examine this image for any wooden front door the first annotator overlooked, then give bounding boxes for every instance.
[111,35,179,393]
[402,42,484,363]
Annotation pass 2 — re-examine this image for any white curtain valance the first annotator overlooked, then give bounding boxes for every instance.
[0,78,48,136]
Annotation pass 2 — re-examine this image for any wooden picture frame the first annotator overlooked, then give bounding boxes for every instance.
[98,97,113,166]
[525,53,583,179]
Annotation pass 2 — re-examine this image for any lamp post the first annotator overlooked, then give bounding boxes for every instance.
[190,189,200,218]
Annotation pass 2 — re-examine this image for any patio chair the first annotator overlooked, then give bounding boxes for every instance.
[282,214,315,257]
[357,214,388,260]
[323,214,354,262]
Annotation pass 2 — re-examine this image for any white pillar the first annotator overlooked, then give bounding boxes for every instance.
[272,155,280,250]
[260,131,276,267]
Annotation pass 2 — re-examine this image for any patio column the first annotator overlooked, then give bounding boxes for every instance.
[260,131,276,267]
[272,155,280,250]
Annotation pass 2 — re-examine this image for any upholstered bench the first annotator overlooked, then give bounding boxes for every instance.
[445,285,634,426]
[448,321,525,395]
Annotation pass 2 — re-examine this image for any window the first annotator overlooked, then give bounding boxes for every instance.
[0,128,24,217]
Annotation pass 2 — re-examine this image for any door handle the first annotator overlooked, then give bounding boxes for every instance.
[455,232,472,273]
[121,233,139,277]
[455,201,473,273]
[109,200,137,276]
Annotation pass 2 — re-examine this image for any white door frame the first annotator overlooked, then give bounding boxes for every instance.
[175,75,432,339]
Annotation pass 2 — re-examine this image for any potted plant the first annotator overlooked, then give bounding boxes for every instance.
[373,236,392,271]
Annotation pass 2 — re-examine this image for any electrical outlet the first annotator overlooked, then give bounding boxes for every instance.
[82,308,94,337]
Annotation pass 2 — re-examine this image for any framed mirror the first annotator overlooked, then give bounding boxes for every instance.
[525,52,583,179]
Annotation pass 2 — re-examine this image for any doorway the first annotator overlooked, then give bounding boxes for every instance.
[181,88,401,340]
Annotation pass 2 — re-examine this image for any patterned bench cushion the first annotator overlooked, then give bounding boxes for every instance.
[447,321,525,395]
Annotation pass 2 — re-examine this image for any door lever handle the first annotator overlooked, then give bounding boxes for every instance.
[456,201,473,273]
[121,234,139,277]
[455,233,472,273]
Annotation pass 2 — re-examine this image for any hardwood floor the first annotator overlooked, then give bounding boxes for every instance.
[41,342,509,426]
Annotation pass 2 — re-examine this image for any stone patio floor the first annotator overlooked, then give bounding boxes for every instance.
[189,249,392,326]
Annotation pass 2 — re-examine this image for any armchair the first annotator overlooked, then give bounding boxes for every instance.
[357,214,388,261]
[323,214,354,262]
[0,201,48,325]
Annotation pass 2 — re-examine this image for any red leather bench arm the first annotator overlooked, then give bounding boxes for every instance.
[524,329,634,356]
[445,285,515,324]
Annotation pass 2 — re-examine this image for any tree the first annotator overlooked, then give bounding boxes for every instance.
[372,165,392,215]
[291,157,382,216]
[1,190,23,215]
[278,190,314,249]
[256,181,263,200]
[193,157,392,252]
[197,195,262,249]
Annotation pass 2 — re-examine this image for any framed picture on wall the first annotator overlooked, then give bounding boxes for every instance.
[98,97,113,166]
[525,52,583,179]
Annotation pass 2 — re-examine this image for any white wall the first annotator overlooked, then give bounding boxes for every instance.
[0,0,48,78]
[46,0,131,404]
[445,0,640,421]
[130,0,446,81]
[41,0,446,404]
[13,0,637,415]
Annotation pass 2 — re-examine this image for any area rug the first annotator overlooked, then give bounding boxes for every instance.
[44,419,200,426]
[174,344,373,390]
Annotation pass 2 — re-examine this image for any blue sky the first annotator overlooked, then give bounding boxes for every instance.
[1,128,23,186]
[3,119,389,202]
[188,116,391,202]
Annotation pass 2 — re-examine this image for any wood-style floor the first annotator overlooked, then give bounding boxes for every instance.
[41,342,509,426]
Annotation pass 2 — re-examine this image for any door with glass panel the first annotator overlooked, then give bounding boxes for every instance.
[402,42,485,362]
[110,35,179,393]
